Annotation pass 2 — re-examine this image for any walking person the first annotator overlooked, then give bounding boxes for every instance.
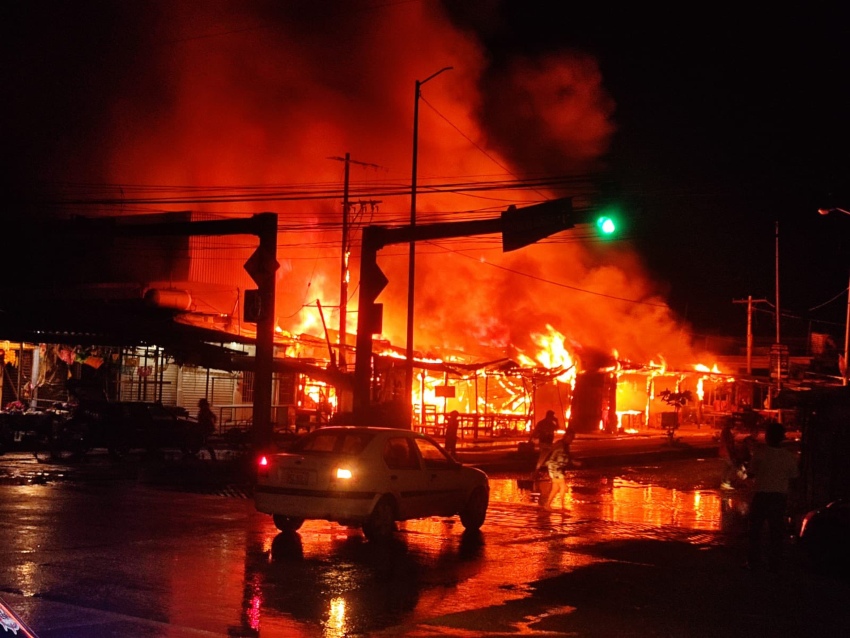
[719,419,738,490]
[541,429,575,511]
[745,421,798,571]
[532,410,559,475]
[192,398,217,461]
[444,410,460,457]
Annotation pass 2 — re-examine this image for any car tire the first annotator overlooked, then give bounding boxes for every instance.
[460,486,488,531]
[363,496,397,542]
[272,514,305,532]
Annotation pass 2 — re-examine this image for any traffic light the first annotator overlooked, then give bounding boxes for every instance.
[501,198,573,252]
[593,206,621,238]
[243,289,262,323]
[597,215,616,234]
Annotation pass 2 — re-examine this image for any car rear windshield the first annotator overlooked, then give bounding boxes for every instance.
[289,430,377,456]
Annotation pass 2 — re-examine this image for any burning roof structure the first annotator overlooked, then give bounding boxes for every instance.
[3,2,777,432]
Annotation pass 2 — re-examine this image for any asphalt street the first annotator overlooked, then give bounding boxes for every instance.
[2,422,848,637]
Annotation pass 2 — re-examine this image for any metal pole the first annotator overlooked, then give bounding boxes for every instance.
[405,79,420,428]
[339,153,350,369]
[844,269,850,386]
[406,66,452,429]
[775,221,782,393]
[747,295,753,375]
[30,345,40,409]
[252,213,279,449]
[775,222,781,345]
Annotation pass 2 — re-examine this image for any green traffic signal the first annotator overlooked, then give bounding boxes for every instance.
[596,215,616,235]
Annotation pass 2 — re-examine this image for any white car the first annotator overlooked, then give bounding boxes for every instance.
[254,426,490,541]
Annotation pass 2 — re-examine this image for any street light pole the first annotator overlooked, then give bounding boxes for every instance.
[406,66,452,429]
[775,221,782,395]
[841,268,850,386]
[817,207,850,386]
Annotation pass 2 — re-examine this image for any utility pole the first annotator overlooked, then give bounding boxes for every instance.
[329,154,382,371]
[844,269,850,386]
[339,154,350,370]
[775,221,782,394]
[734,296,769,375]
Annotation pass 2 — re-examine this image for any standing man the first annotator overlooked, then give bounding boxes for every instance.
[444,410,460,457]
[719,419,738,489]
[191,398,218,461]
[745,421,799,571]
[532,410,559,475]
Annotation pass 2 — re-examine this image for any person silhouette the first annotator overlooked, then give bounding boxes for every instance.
[719,419,738,489]
[444,410,460,456]
[541,429,575,511]
[189,398,217,461]
[532,410,559,474]
[745,421,798,570]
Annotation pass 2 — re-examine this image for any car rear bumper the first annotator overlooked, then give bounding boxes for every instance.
[254,484,380,523]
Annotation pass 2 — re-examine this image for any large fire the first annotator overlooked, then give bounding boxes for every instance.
[32,2,726,429]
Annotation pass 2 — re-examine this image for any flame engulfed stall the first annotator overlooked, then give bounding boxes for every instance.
[266,324,738,440]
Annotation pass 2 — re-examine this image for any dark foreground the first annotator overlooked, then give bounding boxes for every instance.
[1,450,848,637]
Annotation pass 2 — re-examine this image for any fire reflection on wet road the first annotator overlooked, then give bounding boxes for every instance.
[0,456,777,637]
[487,458,739,533]
[241,458,749,637]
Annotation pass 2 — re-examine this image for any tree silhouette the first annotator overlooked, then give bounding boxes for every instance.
[658,389,693,413]
[658,389,692,440]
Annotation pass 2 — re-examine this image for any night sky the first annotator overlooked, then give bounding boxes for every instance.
[5,1,849,359]
[457,4,850,338]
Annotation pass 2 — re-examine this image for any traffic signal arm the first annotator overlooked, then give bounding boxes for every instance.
[365,197,574,252]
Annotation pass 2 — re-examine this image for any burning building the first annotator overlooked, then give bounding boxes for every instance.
[3,2,745,437]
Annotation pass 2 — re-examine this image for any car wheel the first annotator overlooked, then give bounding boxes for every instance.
[272,514,305,532]
[460,486,489,531]
[363,496,397,542]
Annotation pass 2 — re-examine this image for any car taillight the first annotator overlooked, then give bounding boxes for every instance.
[257,455,270,477]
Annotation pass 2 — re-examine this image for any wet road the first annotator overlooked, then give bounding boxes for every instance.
[1,454,848,637]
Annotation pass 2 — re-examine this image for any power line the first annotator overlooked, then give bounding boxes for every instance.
[43,173,596,207]
[428,240,668,308]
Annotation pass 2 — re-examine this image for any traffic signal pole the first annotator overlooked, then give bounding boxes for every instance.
[64,212,280,448]
[353,198,574,425]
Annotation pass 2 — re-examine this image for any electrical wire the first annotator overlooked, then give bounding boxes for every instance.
[426,240,669,308]
[809,285,850,313]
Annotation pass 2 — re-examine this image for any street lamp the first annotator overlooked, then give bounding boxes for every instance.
[843,269,850,387]
[818,207,850,216]
[406,66,452,428]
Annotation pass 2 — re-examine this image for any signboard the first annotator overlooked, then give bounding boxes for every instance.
[769,343,790,380]
[244,247,279,285]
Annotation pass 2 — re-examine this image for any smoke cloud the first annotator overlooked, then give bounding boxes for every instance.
[9,1,711,369]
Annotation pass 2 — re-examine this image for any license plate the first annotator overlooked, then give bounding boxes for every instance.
[286,470,308,486]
